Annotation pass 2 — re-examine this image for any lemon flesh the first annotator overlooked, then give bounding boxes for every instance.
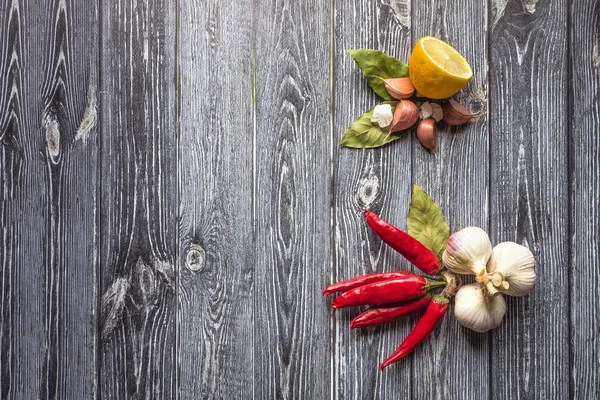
[409,37,472,99]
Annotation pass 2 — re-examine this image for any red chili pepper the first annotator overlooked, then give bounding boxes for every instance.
[364,210,440,275]
[380,295,449,370]
[350,297,431,329]
[330,275,444,309]
[322,271,411,296]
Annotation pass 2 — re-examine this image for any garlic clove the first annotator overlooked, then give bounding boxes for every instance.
[384,78,415,100]
[454,283,506,332]
[443,99,474,126]
[390,100,419,132]
[442,227,492,275]
[486,242,535,297]
[430,102,443,122]
[416,119,436,152]
[421,101,433,119]
[371,104,394,128]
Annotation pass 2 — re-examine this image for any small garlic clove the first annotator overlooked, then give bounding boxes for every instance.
[421,101,433,119]
[454,283,506,332]
[416,119,436,152]
[487,242,535,297]
[384,78,415,100]
[442,227,492,275]
[443,99,475,126]
[371,104,394,128]
[430,102,443,122]
[390,100,419,132]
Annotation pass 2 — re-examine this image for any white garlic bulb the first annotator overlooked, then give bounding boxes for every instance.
[486,242,536,297]
[454,283,506,332]
[442,227,492,276]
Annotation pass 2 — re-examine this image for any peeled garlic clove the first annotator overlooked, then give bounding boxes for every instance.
[442,227,492,275]
[416,119,436,152]
[420,101,433,119]
[454,283,506,332]
[384,78,415,100]
[443,99,474,126]
[390,100,418,132]
[486,242,536,297]
[430,102,443,122]
[371,104,394,128]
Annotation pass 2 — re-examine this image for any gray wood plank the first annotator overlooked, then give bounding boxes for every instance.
[570,0,600,397]
[332,1,414,399]
[410,1,490,399]
[0,1,46,397]
[1,0,98,398]
[177,0,254,398]
[253,0,331,398]
[98,0,177,397]
[39,0,99,398]
[489,0,569,398]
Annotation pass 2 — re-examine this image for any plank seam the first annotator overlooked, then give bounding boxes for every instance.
[95,0,103,398]
[566,0,573,398]
[328,0,335,399]
[486,0,493,398]
[409,1,415,397]
[251,0,257,397]
[175,0,181,396]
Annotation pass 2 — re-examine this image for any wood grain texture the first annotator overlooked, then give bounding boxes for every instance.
[570,0,600,397]
[177,0,254,398]
[99,0,177,397]
[332,1,414,398]
[0,0,590,398]
[1,0,98,398]
[253,0,331,398]
[0,1,46,397]
[411,0,490,399]
[39,0,99,398]
[489,0,569,398]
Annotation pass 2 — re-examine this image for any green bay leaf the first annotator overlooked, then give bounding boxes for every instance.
[348,49,409,100]
[407,183,449,261]
[339,102,405,149]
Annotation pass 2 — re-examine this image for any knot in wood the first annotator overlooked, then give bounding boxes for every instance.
[186,244,205,272]
[357,175,379,206]
[43,113,60,163]
[469,98,485,115]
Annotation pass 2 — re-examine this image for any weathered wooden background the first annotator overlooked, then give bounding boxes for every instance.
[0,0,598,398]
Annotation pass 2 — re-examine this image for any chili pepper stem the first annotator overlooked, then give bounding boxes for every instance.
[424,279,446,292]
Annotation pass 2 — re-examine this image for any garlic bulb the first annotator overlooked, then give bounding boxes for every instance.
[454,283,506,332]
[486,242,536,297]
[442,227,492,275]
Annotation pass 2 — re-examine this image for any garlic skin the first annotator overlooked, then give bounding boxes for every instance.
[371,104,393,128]
[442,227,492,275]
[486,242,536,297]
[390,100,418,132]
[384,78,415,100]
[443,99,474,125]
[430,102,443,122]
[421,101,433,119]
[454,283,506,332]
[416,119,436,152]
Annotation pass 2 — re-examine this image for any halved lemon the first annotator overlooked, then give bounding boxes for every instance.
[409,36,472,99]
